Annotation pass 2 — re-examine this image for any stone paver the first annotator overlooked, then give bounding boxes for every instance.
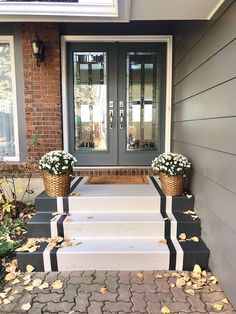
[0,270,235,314]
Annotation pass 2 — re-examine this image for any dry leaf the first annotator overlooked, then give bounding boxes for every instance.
[39,282,49,290]
[163,217,169,221]
[64,241,73,247]
[183,210,195,215]
[75,241,82,246]
[169,283,175,288]
[65,219,74,223]
[172,272,181,278]
[192,264,202,278]
[176,277,186,288]
[12,278,20,285]
[23,274,31,281]
[161,305,171,314]
[190,236,199,242]
[69,192,80,196]
[24,279,32,285]
[100,287,108,294]
[21,303,32,311]
[221,298,229,304]
[185,288,195,296]
[159,239,167,244]
[5,272,17,281]
[3,298,10,304]
[179,233,186,241]
[26,265,35,273]
[52,280,63,290]
[213,303,223,311]
[0,293,6,299]
[163,273,170,278]
[28,246,38,253]
[4,287,12,293]
[209,275,218,285]
[136,272,144,278]
[155,274,163,279]
[32,278,43,287]
[25,285,34,291]
[186,194,192,199]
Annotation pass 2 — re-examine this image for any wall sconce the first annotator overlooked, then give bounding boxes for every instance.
[31,35,45,67]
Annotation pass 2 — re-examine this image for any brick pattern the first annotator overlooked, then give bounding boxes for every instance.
[22,23,62,162]
[0,271,235,313]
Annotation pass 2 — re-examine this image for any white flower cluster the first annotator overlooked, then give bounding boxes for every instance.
[151,152,191,176]
[39,150,77,175]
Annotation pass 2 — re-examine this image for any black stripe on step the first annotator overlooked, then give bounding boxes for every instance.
[150,176,177,270]
[63,196,69,213]
[70,176,84,192]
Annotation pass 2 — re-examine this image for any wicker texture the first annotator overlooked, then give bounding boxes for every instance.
[159,173,185,196]
[43,171,71,197]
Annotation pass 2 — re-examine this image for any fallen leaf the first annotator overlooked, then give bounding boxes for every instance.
[65,219,74,223]
[64,241,73,247]
[161,305,171,314]
[176,277,186,288]
[183,210,195,215]
[186,194,192,199]
[25,285,34,291]
[159,239,167,244]
[221,298,229,304]
[190,236,199,242]
[213,303,223,311]
[0,293,6,299]
[26,265,35,273]
[171,272,181,278]
[21,303,32,311]
[136,272,144,278]
[192,264,202,278]
[39,282,49,290]
[209,275,218,285]
[4,287,12,293]
[12,278,20,285]
[185,288,195,296]
[155,274,163,279]
[163,273,170,278]
[169,283,175,288]
[24,279,32,285]
[3,298,10,304]
[75,241,82,246]
[5,272,17,281]
[100,287,108,294]
[179,233,186,241]
[23,275,31,281]
[28,246,38,253]
[32,278,43,287]
[163,217,169,221]
[52,280,63,290]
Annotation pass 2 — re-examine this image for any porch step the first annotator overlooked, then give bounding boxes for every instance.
[17,176,209,272]
[27,211,201,239]
[17,237,209,272]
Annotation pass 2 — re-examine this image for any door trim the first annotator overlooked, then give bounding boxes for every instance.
[61,35,173,157]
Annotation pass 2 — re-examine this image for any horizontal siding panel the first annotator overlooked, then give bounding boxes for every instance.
[174,39,236,103]
[174,2,236,84]
[191,171,236,234]
[172,117,236,155]
[195,197,236,273]
[172,78,236,122]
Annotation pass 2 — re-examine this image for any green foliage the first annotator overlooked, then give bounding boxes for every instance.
[0,238,20,258]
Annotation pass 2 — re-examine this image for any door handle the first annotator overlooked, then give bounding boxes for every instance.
[119,109,124,129]
[109,109,114,129]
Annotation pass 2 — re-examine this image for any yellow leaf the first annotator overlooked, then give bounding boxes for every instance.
[64,241,73,247]
[4,287,12,293]
[155,274,163,279]
[25,285,34,291]
[171,272,181,278]
[161,305,171,314]
[39,282,49,290]
[159,239,167,244]
[28,246,38,253]
[12,278,20,285]
[169,283,175,288]
[185,288,195,296]
[26,265,35,273]
[0,293,6,299]
[32,279,43,287]
[213,303,223,311]
[52,280,63,290]
[24,279,31,286]
[192,264,202,279]
[183,210,195,215]
[21,303,32,311]
[136,272,144,278]
[176,278,186,288]
[221,298,229,304]
[190,236,199,242]
[23,275,31,281]
[5,272,17,281]
[16,187,24,193]
[3,298,10,304]
[209,275,218,284]
[163,273,170,278]
[100,287,108,294]
[179,233,186,241]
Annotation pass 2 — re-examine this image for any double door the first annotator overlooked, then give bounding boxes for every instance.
[67,42,166,166]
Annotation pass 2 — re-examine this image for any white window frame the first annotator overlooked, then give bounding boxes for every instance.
[61,35,172,154]
[0,36,20,161]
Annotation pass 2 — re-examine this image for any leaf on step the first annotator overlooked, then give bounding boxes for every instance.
[39,282,49,290]
[52,280,63,290]
[158,239,167,245]
[192,264,202,280]
[155,274,163,279]
[213,303,223,311]
[136,272,144,278]
[191,215,198,220]
[25,285,34,291]
[209,275,218,285]
[171,272,181,278]
[50,236,64,243]
[163,273,170,278]
[26,265,35,273]
[100,287,108,294]
[69,192,80,196]
[52,212,70,216]
[169,283,175,288]
[190,236,199,242]
[186,194,192,199]
[185,288,195,295]
[21,303,31,311]
[64,241,73,247]
[65,219,74,223]
[163,217,169,221]
[176,277,186,288]
[75,241,82,246]
[4,287,12,293]
[183,210,196,215]
[161,305,171,314]
[179,233,186,241]
[0,293,6,299]
[12,278,20,285]
[5,272,17,281]
[3,298,10,304]
[23,274,31,281]
[221,298,229,304]
[32,279,43,287]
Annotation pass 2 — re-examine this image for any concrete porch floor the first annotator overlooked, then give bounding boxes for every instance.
[0,270,235,313]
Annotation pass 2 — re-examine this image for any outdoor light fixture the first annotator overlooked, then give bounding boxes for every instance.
[31,35,45,67]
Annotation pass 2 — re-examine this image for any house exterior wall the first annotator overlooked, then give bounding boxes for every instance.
[172,1,236,306]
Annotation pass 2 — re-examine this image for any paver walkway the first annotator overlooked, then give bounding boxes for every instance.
[0,270,235,314]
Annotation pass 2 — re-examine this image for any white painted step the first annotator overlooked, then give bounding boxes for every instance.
[44,238,171,271]
[52,212,165,238]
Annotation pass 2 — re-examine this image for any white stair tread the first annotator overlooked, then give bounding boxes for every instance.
[62,211,164,223]
[52,238,169,253]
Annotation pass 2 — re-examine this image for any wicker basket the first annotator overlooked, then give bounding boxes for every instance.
[43,171,71,197]
[159,173,185,196]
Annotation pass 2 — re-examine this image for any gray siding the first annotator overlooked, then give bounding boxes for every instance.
[172,1,236,306]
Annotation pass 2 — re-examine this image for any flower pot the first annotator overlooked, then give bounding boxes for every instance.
[43,171,71,197]
[159,173,185,196]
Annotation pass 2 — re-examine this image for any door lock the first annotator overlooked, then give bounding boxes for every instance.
[109,110,114,129]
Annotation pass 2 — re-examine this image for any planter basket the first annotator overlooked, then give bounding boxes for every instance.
[159,173,185,196]
[43,171,71,197]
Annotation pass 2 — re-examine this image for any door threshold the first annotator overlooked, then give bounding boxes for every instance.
[74,166,151,170]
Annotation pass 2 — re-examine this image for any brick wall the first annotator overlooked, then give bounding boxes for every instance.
[22,23,62,163]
